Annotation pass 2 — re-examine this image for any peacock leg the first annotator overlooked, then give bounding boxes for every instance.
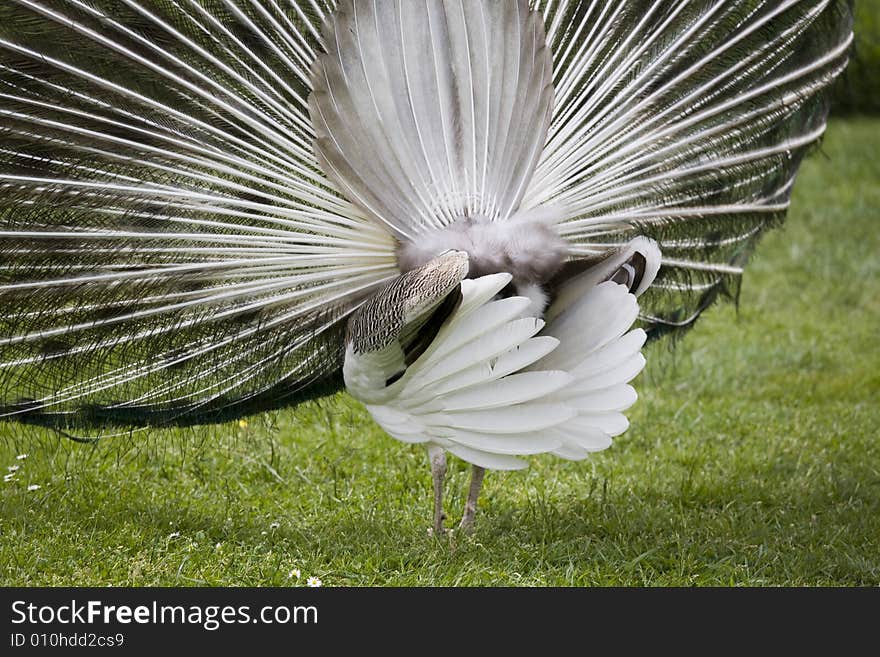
[428,446,447,535]
[459,465,486,532]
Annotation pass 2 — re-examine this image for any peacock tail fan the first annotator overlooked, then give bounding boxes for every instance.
[0,0,389,433]
[0,1,853,433]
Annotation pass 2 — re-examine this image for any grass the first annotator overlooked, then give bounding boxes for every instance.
[1,118,878,587]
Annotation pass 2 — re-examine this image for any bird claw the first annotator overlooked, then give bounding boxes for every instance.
[429,511,447,537]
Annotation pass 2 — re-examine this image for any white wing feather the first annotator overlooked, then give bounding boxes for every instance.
[349,275,648,470]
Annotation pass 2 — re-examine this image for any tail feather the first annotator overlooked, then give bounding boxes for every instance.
[0,0,397,430]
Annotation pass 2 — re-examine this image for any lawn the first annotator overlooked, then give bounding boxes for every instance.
[1,118,877,587]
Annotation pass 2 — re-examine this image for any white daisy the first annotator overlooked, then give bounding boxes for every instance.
[288,569,301,580]
[306,577,322,588]
[27,484,41,491]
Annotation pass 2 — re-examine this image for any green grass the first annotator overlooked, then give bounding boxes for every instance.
[1,118,878,587]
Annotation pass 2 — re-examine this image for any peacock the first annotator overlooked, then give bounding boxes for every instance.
[0,0,852,533]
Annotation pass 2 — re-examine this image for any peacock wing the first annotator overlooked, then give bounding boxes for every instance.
[348,267,657,470]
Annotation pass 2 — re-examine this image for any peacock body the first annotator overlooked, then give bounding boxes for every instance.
[0,0,853,530]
